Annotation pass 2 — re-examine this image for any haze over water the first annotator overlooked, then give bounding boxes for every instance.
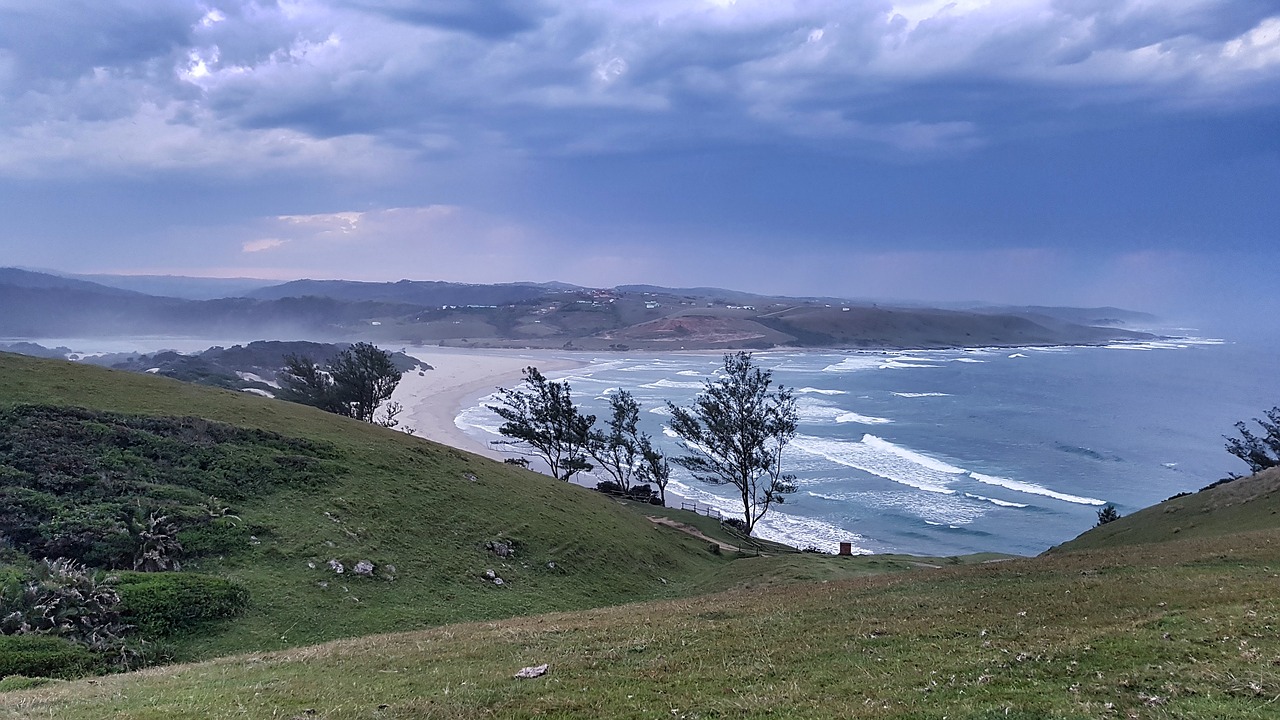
[460,334,1280,556]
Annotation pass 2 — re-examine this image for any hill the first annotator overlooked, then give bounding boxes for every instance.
[1048,466,1280,553]
[0,352,747,663]
[1,268,1157,351]
[8,499,1280,717]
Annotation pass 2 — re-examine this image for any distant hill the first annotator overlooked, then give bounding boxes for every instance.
[0,267,144,297]
[62,273,278,300]
[970,304,1161,328]
[1,267,1160,350]
[247,278,574,307]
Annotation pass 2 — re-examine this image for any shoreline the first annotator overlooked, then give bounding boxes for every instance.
[391,347,585,460]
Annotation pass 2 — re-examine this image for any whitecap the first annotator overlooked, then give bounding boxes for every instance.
[892,392,950,398]
[676,370,702,376]
[796,387,848,395]
[1008,353,1028,358]
[963,492,1029,509]
[835,412,893,425]
[969,472,1105,506]
[648,406,673,416]
[791,434,962,495]
[641,378,705,389]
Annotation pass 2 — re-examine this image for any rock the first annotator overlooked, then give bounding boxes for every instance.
[546,561,557,570]
[514,663,549,679]
[354,560,375,576]
[493,577,505,586]
[484,569,496,580]
[485,540,514,558]
[328,559,345,574]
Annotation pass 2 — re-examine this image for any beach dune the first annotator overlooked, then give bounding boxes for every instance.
[390,348,582,460]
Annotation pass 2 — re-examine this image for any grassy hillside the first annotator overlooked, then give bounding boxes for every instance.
[1049,467,1280,553]
[6,526,1279,719]
[0,352,745,660]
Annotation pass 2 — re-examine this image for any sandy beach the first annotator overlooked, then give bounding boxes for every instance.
[390,347,584,460]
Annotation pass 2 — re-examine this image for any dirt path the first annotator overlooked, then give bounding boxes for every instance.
[646,516,749,554]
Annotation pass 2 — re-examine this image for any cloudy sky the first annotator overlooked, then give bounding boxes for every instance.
[2,0,1278,318]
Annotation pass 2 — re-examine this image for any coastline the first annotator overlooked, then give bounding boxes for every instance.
[391,347,585,460]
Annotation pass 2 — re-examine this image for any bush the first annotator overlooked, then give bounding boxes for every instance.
[721,518,749,534]
[0,558,130,653]
[0,635,98,680]
[1095,504,1120,526]
[113,572,249,638]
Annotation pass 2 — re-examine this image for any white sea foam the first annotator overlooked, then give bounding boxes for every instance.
[1008,353,1028,358]
[954,358,986,364]
[796,387,848,395]
[667,479,872,554]
[662,426,680,438]
[791,434,962,495]
[648,406,673,416]
[821,357,887,373]
[676,370,702,376]
[969,472,1105,506]
[963,492,1028,508]
[641,378,705,390]
[892,392,950,398]
[836,412,893,425]
[879,360,943,369]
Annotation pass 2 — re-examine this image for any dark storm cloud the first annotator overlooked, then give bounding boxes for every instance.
[0,0,1277,315]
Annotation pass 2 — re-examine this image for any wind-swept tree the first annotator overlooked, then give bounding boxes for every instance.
[489,367,595,482]
[588,390,645,493]
[1225,406,1280,474]
[279,342,402,426]
[637,433,672,506]
[667,351,798,533]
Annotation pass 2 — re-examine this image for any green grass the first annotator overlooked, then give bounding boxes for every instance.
[0,353,734,659]
[6,529,1280,719]
[11,350,1280,717]
[0,352,940,665]
[1051,466,1280,554]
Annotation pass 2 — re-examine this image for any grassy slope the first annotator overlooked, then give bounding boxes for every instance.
[0,353,740,658]
[7,529,1280,719]
[1049,467,1280,553]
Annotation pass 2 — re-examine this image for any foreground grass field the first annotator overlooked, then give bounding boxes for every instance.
[5,526,1279,719]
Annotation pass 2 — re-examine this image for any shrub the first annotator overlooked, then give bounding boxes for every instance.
[0,558,130,653]
[1095,504,1120,526]
[113,572,249,638]
[0,635,98,680]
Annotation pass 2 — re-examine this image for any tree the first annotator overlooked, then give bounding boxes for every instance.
[330,342,403,424]
[637,433,671,506]
[667,351,798,533]
[279,343,403,426]
[1095,503,1120,526]
[488,367,595,482]
[588,390,645,493]
[1225,406,1280,474]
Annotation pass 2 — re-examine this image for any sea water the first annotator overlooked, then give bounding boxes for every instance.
[457,334,1280,556]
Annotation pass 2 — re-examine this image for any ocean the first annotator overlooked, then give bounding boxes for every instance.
[457,334,1280,556]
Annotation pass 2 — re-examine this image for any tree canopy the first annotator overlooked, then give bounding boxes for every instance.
[488,367,595,482]
[1225,406,1280,474]
[667,351,798,534]
[279,342,403,426]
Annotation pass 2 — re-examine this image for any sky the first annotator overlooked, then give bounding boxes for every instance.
[2,0,1278,320]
